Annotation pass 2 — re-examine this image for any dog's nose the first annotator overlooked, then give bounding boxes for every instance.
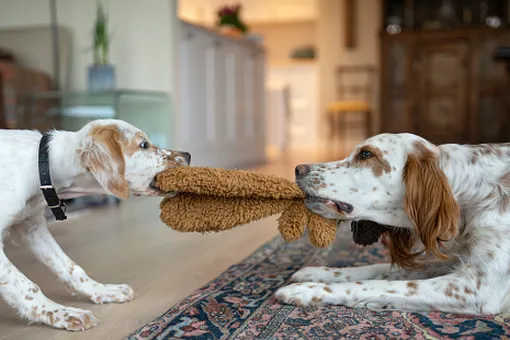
[295,164,310,178]
[181,152,191,164]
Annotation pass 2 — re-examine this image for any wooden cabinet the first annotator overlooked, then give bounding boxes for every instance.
[381,29,510,144]
[475,35,510,143]
[415,39,470,143]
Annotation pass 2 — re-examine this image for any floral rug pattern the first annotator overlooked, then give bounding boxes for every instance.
[127,230,510,339]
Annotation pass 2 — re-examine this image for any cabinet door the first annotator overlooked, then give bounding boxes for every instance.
[179,28,208,154]
[381,39,415,133]
[476,33,510,143]
[415,40,470,144]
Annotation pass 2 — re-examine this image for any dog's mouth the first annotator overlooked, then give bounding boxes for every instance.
[148,178,177,197]
[149,178,161,192]
[304,195,354,216]
[130,179,177,198]
[297,179,353,217]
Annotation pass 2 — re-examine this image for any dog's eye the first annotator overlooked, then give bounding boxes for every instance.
[359,150,373,160]
[139,140,149,149]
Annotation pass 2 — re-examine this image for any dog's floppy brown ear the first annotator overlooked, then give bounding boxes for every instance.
[403,143,459,260]
[81,125,130,199]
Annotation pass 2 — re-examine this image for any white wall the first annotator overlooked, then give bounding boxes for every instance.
[179,0,317,25]
[0,0,180,95]
[250,21,316,65]
[316,0,382,134]
[0,0,53,27]
[64,0,179,94]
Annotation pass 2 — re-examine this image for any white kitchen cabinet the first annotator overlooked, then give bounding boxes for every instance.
[266,81,291,152]
[178,21,266,168]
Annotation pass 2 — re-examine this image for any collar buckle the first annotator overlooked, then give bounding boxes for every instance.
[51,201,66,212]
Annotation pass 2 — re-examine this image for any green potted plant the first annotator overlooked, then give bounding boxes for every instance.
[216,3,249,37]
[87,0,115,91]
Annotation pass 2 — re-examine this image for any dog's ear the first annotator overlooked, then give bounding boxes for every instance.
[80,125,130,199]
[403,143,459,260]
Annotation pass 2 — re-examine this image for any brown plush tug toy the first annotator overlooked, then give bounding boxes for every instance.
[154,167,337,247]
[155,167,388,248]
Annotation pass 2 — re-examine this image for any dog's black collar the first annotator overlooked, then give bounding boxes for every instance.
[38,134,67,221]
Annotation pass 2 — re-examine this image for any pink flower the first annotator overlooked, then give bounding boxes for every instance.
[217,3,242,17]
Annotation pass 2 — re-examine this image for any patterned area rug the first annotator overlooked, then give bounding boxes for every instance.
[127,230,510,339]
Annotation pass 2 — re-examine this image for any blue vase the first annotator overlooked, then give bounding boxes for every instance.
[88,64,116,91]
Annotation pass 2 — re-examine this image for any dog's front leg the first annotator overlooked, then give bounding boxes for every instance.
[13,217,134,305]
[292,259,457,284]
[0,242,98,330]
[291,263,396,283]
[276,271,497,314]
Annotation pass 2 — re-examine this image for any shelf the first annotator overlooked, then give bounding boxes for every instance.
[383,0,510,32]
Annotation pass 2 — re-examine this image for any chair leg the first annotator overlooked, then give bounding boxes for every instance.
[342,113,348,157]
[0,74,5,129]
[365,110,372,138]
[327,113,333,158]
[332,113,343,160]
[329,113,337,159]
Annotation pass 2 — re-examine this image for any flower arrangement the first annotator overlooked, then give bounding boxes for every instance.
[93,0,110,65]
[216,3,248,34]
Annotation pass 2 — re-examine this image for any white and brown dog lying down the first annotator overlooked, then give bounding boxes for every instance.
[0,119,190,331]
[276,133,510,316]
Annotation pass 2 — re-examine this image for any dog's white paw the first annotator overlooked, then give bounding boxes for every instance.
[276,283,331,306]
[34,305,99,331]
[89,284,135,304]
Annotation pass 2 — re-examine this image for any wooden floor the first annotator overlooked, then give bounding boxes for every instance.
[0,149,338,339]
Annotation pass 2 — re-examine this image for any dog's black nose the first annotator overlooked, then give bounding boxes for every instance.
[295,164,310,178]
[181,152,191,164]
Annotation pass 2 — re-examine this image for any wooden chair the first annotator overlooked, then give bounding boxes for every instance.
[326,64,376,156]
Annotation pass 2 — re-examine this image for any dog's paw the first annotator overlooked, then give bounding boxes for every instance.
[292,266,346,283]
[275,283,331,306]
[90,284,135,304]
[36,305,99,331]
